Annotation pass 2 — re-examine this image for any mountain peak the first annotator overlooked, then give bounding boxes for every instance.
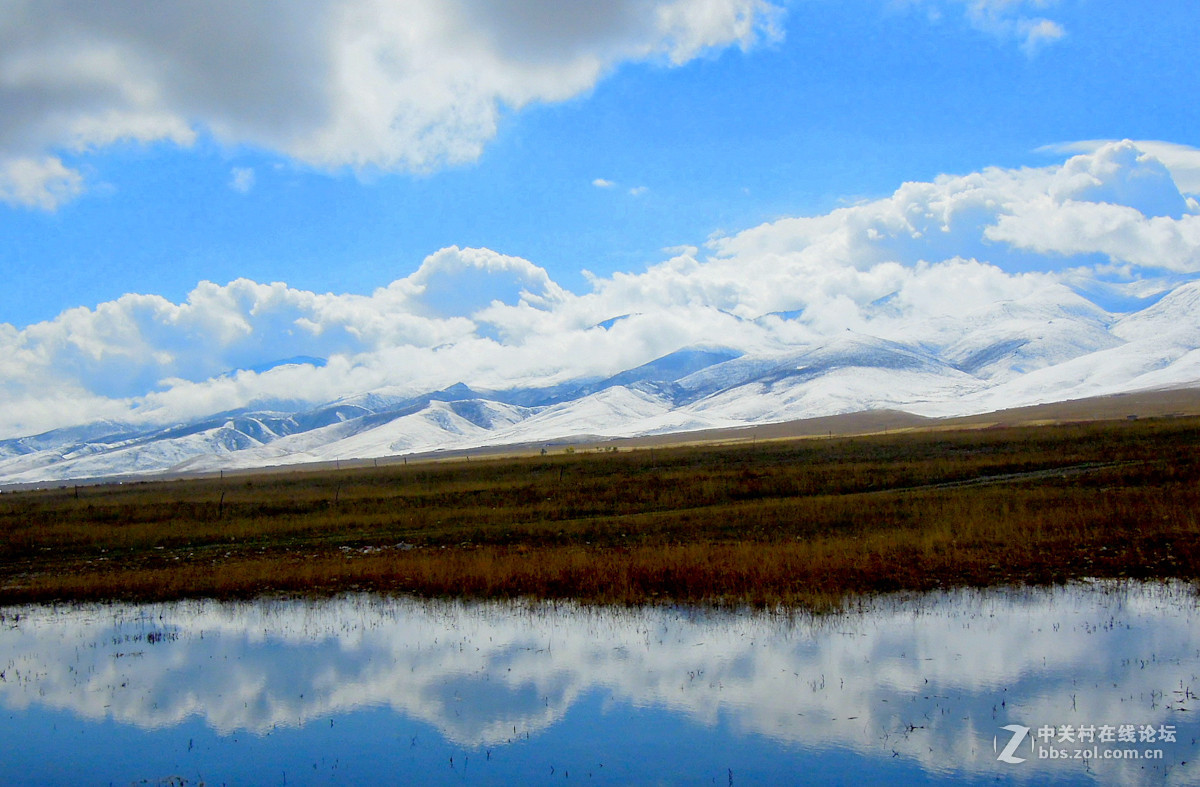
[2,280,1199,486]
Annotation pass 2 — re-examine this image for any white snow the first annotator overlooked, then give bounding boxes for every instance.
[3,280,1200,486]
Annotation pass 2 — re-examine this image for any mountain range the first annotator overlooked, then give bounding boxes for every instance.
[2,280,1198,487]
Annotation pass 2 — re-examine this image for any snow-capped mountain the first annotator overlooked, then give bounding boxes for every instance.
[2,281,1199,486]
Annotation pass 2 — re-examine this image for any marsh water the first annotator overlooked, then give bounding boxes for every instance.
[1,581,1197,786]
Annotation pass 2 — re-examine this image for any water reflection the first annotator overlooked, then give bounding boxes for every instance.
[1,581,1197,785]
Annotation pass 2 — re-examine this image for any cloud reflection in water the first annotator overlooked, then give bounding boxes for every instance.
[1,581,1197,785]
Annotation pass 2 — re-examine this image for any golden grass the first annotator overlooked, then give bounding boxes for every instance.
[1,417,1198,608]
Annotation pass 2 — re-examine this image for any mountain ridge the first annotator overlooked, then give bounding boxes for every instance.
[2,281,1199,486]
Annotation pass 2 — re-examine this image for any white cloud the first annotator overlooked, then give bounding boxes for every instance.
[3,142,1199,437]
[0,155,85,210]
[592,179,649,195]
[229,167,255,194]
[1046,140,1189,217]
[1042,140,1200,196]
[1015,16,1065,55]
[404,245,570,318]
[0,0,783,209]
[984,142,1200,271]
[987,202,1200,272]
[899,0,1067,54]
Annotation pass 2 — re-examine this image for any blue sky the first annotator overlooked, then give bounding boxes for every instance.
[1,0,1199,437]
[4,1,1197,326]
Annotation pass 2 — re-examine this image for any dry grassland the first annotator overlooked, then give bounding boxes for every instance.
[1,417,1197,609]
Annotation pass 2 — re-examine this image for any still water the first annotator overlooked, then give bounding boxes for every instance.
[0,581,1197,786]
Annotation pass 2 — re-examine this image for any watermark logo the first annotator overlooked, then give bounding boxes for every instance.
[996,721,1176,764]
[995,724,1030,764]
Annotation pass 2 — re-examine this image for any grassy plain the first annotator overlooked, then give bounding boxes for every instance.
[1,416,1197,609]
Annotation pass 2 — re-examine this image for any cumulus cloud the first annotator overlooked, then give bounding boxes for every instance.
[2,141,1199,437]
[0,0,782,209]
[0,155,85,210]
[1042,140,1200,197]
[403,246,570,318]
[985,142,1200,271]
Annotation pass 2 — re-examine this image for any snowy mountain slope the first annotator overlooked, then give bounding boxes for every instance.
[680,340,983,423]
[915,333,1200,418]
[1112,280,1200,342]
[292,399,535,461]
[936,292,1119,380]
[899,282,1200,418]
[2,280,1200,486]
[0,424,269,483]
[592,347,743,391]
[0,420,135,459]
[672,334,972,408]
[485,385,676,443]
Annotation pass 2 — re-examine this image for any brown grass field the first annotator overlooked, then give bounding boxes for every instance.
[1,414,1198,609]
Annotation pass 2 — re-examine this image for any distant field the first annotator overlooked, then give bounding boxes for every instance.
[1,415,1197,609]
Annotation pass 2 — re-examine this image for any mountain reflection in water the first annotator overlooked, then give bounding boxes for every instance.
[1,581,1197,785]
